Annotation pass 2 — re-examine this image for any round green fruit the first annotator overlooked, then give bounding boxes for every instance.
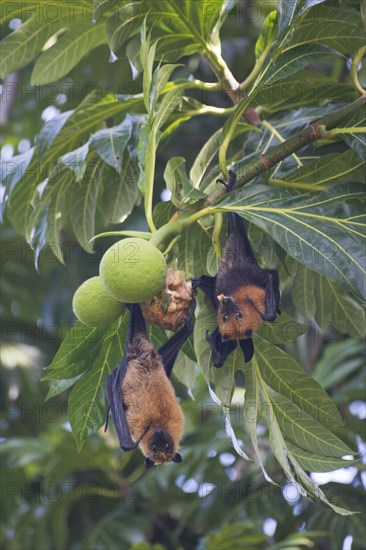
[100,238,167,303]
[72,276,125,327]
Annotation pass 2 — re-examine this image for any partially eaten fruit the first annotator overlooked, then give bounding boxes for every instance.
[141,268,193,331]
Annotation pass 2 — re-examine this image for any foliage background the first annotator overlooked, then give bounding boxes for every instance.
[1,0,365,548]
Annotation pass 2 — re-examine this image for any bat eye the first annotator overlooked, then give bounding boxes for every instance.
[222,314,228,323]
[234,311,242,319]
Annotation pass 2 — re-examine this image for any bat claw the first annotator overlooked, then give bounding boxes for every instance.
[216,178,229,190]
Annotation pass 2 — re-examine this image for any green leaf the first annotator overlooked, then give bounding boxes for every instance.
[164,157,206,207]
[338,105,366,162]
[1,147,34,218]
[271,395,355,458]
[27,166,74,263]
[243,360,273,482]
[205,523,267,550]
[280,21,366,56]
[193,294,251,460]
[255,337,344,426]
[313,339,365,390]
[60,143,89,180]
[280,149,366,187]
[257,43,338,87]
[153,86,184,131]
[152,200,176,228]
[0,16,60,78]
[101,154,140,224]
[258,312,307,344]
[277,0,299,36]
[43,321,111,380]
[291,265,316,320]
[45,376,84,400]
[172,351,198,391]
[70,156,103,251]
[250,72,356,111]
[254,360,356,514]
[39,95,144,169]
[7,155,40,236]
[139,25,158,111]
[177,219,213,277]
[314,274,366,339]
[255,10,277,58]
[31,21,107,85]
[189,123,258,190]
[107,0,228,62]
[36,110,74,161]
[302,4,364,27]
[69,326,125,451]
[91,116,133,173]
[215,183,366,301]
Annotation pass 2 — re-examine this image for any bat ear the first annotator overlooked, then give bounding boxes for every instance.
[144,458,155,469]
[172,453,182,463]
[218,295,235,308]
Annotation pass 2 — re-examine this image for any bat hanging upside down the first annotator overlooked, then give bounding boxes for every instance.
[193,170,281,368]
[105,301,195,468]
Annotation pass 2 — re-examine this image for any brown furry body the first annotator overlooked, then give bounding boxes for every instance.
[122,335,184,464]
[215,228,274,340]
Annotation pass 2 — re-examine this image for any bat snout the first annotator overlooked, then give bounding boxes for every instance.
[148,428,174,458]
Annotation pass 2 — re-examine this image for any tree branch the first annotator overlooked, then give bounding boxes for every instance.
[203,47,261,125]
[205,95,366,205]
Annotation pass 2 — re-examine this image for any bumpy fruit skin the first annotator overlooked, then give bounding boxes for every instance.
[72,276,125,327]
[100,238,167,303]
[141,268,193,331]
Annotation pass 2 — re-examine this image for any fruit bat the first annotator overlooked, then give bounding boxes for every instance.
[105,301,195,468]
[193,170,280,368]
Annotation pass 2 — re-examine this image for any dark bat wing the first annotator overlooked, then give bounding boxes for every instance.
[239,338,254,363]
[206,328,237,368]
[228,213,257,263]
[106,359,137,451]
[105,303,147,451]
[158,298,196,378]
[126,302,147,339]
[247,269,281,322]
[192,275,217,309]
[218,170,257,263]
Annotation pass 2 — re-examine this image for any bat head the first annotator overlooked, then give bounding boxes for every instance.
[217,294,249,340]
[144,428,182,466]
[217,286,267,340]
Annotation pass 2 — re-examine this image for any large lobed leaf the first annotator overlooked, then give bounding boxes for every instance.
[215,184,366,302]
[44,315,129,450]
[107,0,231,61]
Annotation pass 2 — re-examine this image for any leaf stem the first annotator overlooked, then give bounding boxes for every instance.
[267,179,326,193]
[212,212,223,259]
[90,231,152,241]
[182,104,236,117]
[240,38,274,92]
[149,220,182,251]
[144,130,157,233]
[184,79,223,92]
[330,127,366,135]
[351,46,366,95]
[204,47,241,104]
